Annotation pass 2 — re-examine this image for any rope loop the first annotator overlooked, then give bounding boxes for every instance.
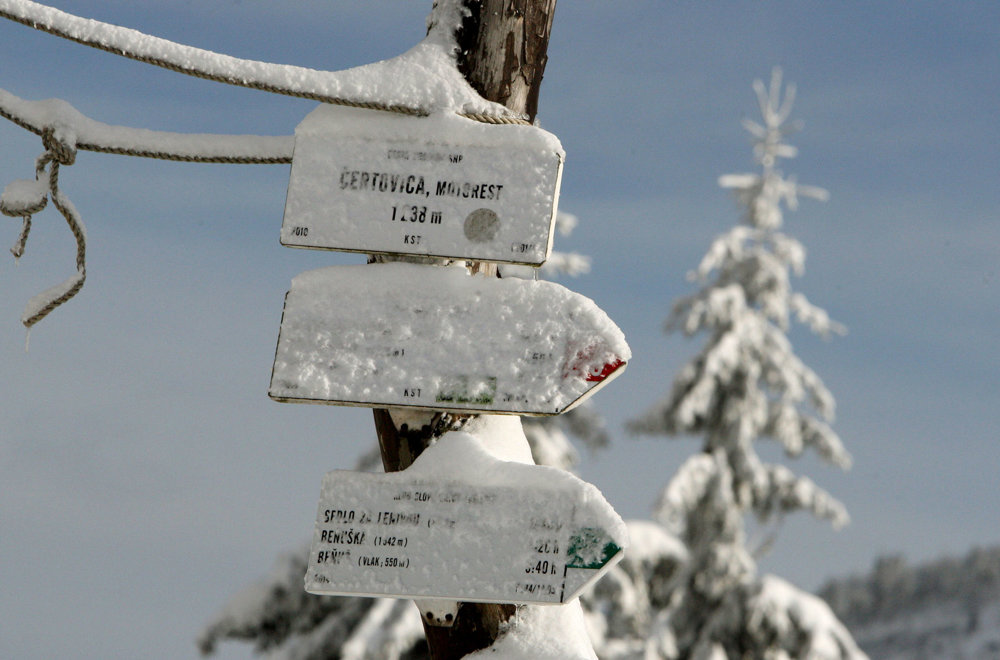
[2,127,88,328]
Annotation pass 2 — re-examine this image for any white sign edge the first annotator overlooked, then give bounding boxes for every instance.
[268,357,627,417]
[277,148,564,267]
[304,544,624,605]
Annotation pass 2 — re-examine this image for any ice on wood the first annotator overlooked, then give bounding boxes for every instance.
[282,105,564,264]
[269,262,629,415]
[305,431,628,605]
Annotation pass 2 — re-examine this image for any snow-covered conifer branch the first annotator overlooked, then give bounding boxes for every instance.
[790,291,847,338]
[745,576,868,659]
[198,547,425,659]
[757,465,849,529]
[653,453,720,534]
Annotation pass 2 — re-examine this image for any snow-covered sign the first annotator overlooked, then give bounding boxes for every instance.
[304,432,628,604]
[268,262,629,415]
[281,106,564,265]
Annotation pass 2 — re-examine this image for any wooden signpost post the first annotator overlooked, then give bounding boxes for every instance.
[267,3,627,655]
[277,2,604,657]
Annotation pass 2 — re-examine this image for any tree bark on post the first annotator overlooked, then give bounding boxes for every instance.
[457,0,557,125]
[373,1,558,658]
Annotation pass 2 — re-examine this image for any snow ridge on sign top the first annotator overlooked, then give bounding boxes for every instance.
[269,262,629,415]
[282,106,564,265]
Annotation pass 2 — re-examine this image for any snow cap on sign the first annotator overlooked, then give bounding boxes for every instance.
[295,103,563,155]
[404,430,628,547]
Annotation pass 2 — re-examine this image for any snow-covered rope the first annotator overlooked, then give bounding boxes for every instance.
[0,0,530,326]
[0,87,293,329]
[1,126,86,327]
[0,88,295,164]
[0,0,530,127]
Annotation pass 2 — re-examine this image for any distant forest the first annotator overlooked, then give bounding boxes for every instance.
[819,545,1000,625]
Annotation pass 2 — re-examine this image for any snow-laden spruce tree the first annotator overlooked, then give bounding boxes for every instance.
[628,69,866,660]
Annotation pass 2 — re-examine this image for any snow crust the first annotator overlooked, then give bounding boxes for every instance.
[403,432,622,537]
[0,0,511,117]
[404,433,623,545]
[269,262,629,415]
[466,602,598,660]
[457,415,535,464]
[297,103,560,151]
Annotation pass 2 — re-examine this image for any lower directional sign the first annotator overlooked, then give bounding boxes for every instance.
[304,432,628,604]
[268,262,630,415]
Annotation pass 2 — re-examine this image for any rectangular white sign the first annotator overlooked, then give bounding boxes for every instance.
[305,469,625,604]
[281,106,564,265]
[268,263,629,416]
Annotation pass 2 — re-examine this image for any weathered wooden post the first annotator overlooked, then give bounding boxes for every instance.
[372,2,558,656]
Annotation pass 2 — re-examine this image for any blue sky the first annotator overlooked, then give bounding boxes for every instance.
[1,2,998,658]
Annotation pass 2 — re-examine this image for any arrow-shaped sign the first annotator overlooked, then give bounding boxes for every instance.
[268,262,629,415]
[304,432,628,604]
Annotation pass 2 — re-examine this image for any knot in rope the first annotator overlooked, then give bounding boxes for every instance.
[2,125,87,328]
[41,125,78,166]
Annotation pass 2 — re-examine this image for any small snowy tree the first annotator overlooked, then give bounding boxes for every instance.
[628,69,865,659]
